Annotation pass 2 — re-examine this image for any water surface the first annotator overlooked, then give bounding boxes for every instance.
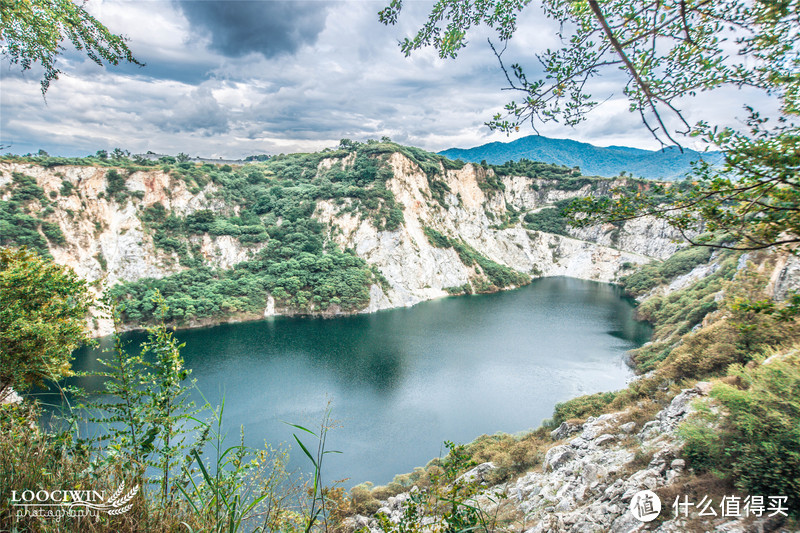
[66,277,650,486]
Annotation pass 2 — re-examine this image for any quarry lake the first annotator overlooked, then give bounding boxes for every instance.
[65,277,651,487]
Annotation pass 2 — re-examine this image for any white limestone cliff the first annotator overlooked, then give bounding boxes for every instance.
[1,153,685,335]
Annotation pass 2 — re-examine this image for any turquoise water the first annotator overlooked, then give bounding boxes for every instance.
[64,277,650,487]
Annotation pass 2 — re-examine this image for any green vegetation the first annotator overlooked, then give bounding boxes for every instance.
[0,266,328,532]
[105,169,130,203]
[620,245,715,297]
[344,442,513,533]
[0,172,66,256]
[444,283,472,296]
[2,151,160,171]
[1,0,142,94]
[0,247,92,397]
[428,178,451,207]
[422,227,530,290]
[59,179,74,196]
[627,251,738,372]
[475,169,506,193]
[111,251,376,324]
[680,354,800,517]
[0,142,510,329]
[522,199,574,236]
[108,147,417,326]
[550,391,617,427]
[491,159,591,189]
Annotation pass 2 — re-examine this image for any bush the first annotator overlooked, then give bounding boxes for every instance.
[491,159,574,180]
[524,207,568,236]
[59,180,74,196]
[551,391,618,426]
[0,248,92,395]
[106,169,129,203]
[680,354,800,517]
[622,245,715,297]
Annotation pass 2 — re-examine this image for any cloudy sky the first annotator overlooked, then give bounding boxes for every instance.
[0,0,777,158]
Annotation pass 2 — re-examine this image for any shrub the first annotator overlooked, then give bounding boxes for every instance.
[0,248,92,396]
[106,169,129,203]
[551,391,618,426]
[622,245,715,297]
[524,208,568,236]
[491,159,574,181]
[552,392,617,426]
[680,354,800,517]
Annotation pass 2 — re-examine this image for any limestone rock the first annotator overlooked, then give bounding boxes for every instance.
[456,462,497,484]
[550,421,583,441]
[543,445,575,472]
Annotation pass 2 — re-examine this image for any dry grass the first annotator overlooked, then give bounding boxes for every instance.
[0,403,201,533]
[651,473,747,531]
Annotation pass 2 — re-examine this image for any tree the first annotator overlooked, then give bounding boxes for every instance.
[0,247,93,397]
[381,0,800,251]
[0,0,142,94]
[112,147,131,161]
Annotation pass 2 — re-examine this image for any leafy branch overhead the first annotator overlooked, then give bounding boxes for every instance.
[565,113,800,252]
[382,0,800,252]
[380,0,798,147]
[0,0,143,94]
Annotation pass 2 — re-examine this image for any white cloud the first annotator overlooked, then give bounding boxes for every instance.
[0,0,785,157]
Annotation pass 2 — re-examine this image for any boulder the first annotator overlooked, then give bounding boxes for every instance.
[550,421,583,441]
[455,462,497,484]
[543,445,575,472]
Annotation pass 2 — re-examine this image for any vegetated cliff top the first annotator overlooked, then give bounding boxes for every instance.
[0,140,680,336]
[439,134,724,180]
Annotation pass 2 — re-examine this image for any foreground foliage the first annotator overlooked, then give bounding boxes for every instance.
[0,254,325,532]
[680,353,800,515]
[0,0,142,94]
[0,247,92,398]
[0,313,317,532]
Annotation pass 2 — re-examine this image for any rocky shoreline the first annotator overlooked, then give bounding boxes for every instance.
[346,381,793,533]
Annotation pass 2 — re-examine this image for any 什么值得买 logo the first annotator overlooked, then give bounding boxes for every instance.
[630,489,662,522]
[12,481,139,519]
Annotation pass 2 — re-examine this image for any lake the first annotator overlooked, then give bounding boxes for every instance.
[62,277,650,488]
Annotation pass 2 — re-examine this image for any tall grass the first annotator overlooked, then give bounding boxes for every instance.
[0,296,338,532]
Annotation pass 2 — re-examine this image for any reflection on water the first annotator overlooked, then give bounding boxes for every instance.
[59,277,651,487]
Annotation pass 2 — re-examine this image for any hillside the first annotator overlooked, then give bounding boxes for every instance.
[439,135,723,180]
[0,142,683,336]
[342,245,800,533]
[3,143,799,532]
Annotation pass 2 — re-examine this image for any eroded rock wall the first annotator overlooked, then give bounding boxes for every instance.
[1,153,684,333]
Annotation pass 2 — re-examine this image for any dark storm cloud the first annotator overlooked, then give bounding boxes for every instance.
[175,0,331,59]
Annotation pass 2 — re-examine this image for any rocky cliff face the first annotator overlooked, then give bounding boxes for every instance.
[315,153,683,314]
[348,378,786,533]
[0,151,683,335]
[343,250,799,533]
[0,163,265,334]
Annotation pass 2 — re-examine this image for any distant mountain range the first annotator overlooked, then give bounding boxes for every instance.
[439,135,723,180]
